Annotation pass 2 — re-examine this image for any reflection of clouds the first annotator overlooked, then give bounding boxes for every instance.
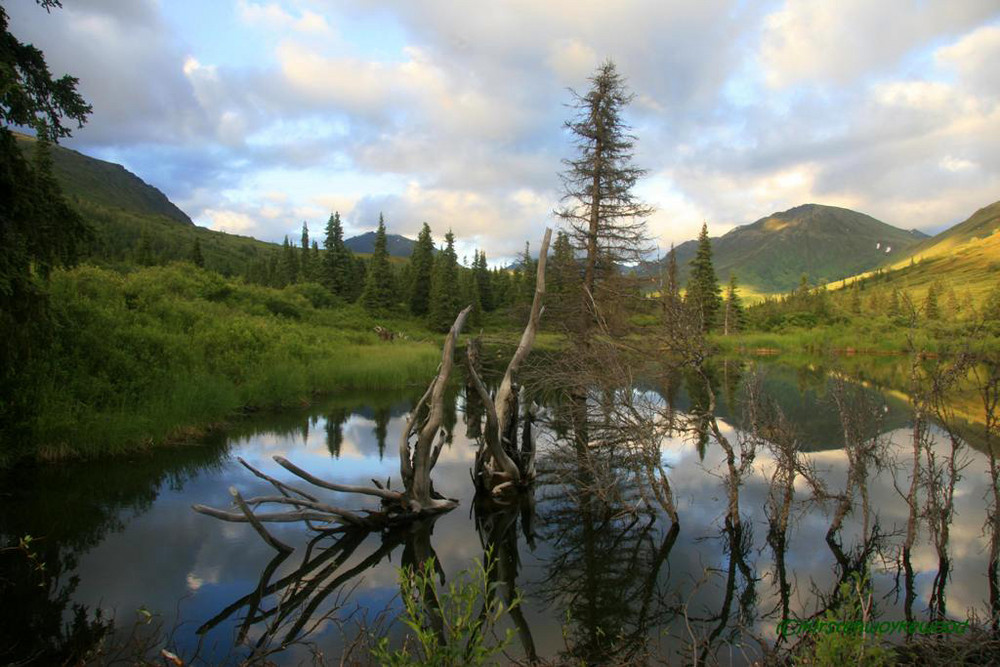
[51,383,1000,663]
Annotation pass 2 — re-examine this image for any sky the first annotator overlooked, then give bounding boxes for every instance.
[7,0,1000,263]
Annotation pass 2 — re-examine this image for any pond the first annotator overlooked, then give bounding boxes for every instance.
[1,356,997,664]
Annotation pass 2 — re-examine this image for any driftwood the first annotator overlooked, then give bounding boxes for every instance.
[468,228,551,496]
[193,306,473,549]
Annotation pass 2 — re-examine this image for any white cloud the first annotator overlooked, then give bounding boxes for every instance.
[237,0,332,35]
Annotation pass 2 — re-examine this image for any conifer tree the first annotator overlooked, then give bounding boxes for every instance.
[685,223,721,331]
[472,249,494,312]
[555,60,653,340]
[983,283,1000,321]
[518,241,536,306]
[300,222,311,280]
[460,266,483,328]
[924,281,941,321]
[323,212,352,297]
[428,231,461,332]
[888,288,901,318]
[281,236,298,285]
[190,237,205,268]
[360,214,395,313]
[723,273,744,335]
[408,222,435,316]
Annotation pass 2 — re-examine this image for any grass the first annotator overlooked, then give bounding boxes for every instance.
[10,262,443,465]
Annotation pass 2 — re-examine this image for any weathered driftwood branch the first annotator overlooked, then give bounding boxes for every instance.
[193,306,473,548]
[469,228,551,495]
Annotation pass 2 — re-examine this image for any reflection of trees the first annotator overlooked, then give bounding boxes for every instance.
[0,444,228,663]
[973,362,1000,629]
[535,386,681,665]
[325,407,348,458]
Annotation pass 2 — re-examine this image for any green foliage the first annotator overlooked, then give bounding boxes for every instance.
[4,263,440,464]
[798,572,892,667]
[1,3,92,456]
[472,249,494,312]
[686,223,722,331]
[373,552,517,667]
[924,280,941,321]
[428,231,462,332]
[408,223,435,316]
[322,211,354,299]
[189,238,204,268]
[361,213,396,313]
[722,273,745,334]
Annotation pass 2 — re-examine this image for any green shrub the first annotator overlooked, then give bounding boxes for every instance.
[373,551,517,667]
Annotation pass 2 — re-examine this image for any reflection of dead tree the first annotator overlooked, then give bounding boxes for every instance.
[193,307,473,542]
[467,229,551,497]
[473,494,538,663]
[922,355,974,621]
[972,360,1000,629]
[826,378,890,545]
[197,518,441,662]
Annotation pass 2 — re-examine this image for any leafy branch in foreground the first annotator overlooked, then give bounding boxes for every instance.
[374,550,518,667]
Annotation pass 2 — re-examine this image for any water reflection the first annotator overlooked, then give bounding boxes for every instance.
[4,356,1000,664]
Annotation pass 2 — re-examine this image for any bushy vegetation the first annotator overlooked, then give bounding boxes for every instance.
[8,263,443,464]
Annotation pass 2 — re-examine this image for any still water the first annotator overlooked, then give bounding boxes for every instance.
[1,358,997,664]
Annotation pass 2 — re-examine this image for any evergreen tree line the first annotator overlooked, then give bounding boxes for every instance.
[239,212,568,332]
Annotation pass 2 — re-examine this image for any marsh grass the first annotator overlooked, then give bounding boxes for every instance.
[19,263,441,464]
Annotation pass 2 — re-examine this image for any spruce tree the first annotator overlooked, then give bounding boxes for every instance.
[428,231,461,332]
[191,238,205,268]
[555,60,653,340]
[360,213,395,313]
[408,222,435,316]
[281,236,298,285]
[300,222,311,280]
[924,281,941,321]
[460,266,483,328]
[685,223,721,331]
[323,212,352,297]
[518,241,536,306]
[723,273,745,335]
[472,250,494,312]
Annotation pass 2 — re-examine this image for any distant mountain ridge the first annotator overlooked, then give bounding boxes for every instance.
[345,231,420,257]
[14,132,193,226]
[649,204,928,294]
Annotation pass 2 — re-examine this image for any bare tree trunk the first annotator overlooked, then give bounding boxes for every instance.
[193,306,473,546]
[468,229,551,495]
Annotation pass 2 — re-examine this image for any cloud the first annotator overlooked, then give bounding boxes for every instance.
[6,0,999,256]
[237,0,332,35]
[759,0,999,88]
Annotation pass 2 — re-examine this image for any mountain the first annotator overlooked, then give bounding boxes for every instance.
[829,200,1000,303]
[15,132,276,274]
[345,231,419,258]
[15,132,192,225]
[650,204,927,294]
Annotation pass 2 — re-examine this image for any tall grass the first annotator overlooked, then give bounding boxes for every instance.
[17,263,442,463]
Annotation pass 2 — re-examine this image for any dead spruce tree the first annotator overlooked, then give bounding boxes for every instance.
[192,305,474,549]
[467,228,552,496]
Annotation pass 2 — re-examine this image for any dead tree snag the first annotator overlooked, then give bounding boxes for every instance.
[468,228,551,496]
[193,306,473,548]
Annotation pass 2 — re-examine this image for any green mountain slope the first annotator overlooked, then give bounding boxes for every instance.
[655,204,927,294]
[15,132,192,225]
[827,200,1000,304]
[15,132,277,274]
